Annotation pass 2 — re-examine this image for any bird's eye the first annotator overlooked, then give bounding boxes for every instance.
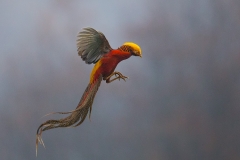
[130,50,135,55]
[130,50,137,56]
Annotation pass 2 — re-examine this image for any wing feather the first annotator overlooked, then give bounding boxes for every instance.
[77,27,112,64]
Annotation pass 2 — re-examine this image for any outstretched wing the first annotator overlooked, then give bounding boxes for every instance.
[76,27,112,64]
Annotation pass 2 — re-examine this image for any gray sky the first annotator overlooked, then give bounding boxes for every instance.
[1,0,240,159]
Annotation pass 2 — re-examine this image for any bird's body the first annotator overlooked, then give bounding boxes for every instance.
[90,49,131,83]
[36,27,141,155]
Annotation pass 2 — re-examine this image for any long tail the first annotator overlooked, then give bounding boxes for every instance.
[36,75,102,156]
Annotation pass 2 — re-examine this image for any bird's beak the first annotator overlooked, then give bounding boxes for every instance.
[138,52,142,58]
[133,50,142,57]
[136,51,142,58]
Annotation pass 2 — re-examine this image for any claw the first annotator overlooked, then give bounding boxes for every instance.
[106,71,129,83]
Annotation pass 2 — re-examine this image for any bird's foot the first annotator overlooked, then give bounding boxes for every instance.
[106,71,128,83]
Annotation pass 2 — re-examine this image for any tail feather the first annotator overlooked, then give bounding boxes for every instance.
[36,75,102,155]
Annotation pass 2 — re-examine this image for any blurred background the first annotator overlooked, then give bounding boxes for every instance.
[1,0,240,159]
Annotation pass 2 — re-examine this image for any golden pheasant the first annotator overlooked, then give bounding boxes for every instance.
[36,27,142,155]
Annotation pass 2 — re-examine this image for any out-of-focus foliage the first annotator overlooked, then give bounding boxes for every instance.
[0,0,239,159]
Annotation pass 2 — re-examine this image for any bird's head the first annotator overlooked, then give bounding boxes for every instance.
[123,42,142,57]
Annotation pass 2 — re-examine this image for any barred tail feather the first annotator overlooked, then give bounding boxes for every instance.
[36,75,102,156]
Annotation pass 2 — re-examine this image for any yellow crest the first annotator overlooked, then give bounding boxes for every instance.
[123,42,142,57]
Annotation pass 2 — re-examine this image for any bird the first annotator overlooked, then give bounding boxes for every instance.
[36,27,142,155]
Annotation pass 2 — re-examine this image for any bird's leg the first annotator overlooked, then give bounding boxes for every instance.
[105,71,128,83]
